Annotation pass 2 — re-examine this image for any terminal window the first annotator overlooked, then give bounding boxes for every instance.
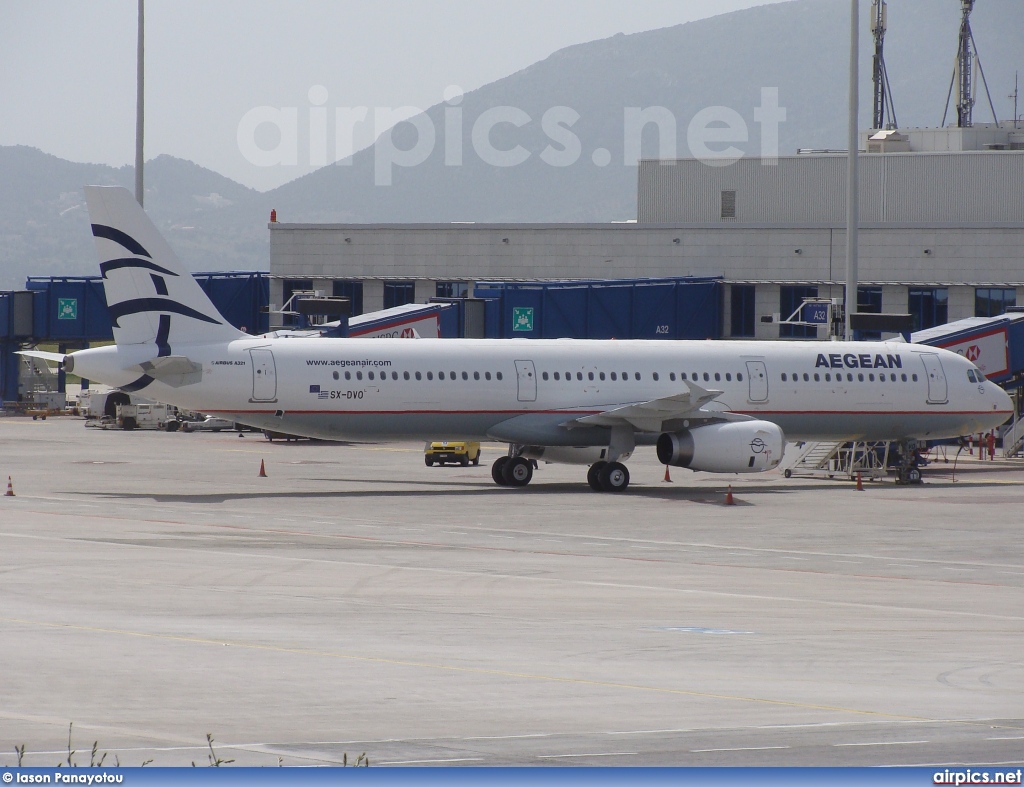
[779,285,818,339]
[332,281,364,316]
[857,285,883,340]
[436,282,469,298]
[908,287,948,332]
[730,285,756,337]
[384,281,416,309]
[975,287,1016,318]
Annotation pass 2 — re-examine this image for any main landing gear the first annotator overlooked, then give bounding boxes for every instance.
[894,439,924,485]
[490,454,632,492]
[586,461,630,493]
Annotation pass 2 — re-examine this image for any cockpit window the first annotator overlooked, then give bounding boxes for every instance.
[967,369,985,383]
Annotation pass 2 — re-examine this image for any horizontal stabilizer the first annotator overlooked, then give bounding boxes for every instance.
[16,350,68,365]
[127,355,203,388]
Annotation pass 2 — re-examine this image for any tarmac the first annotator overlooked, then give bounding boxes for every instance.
[1,416,1022,767]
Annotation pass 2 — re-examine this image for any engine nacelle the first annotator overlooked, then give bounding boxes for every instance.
[656,420,784,473]
[520,446,617,465]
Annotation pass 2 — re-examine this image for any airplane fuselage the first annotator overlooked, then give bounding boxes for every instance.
[69,337,1011,445]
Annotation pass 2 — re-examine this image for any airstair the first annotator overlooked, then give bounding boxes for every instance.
[781,440,891,481]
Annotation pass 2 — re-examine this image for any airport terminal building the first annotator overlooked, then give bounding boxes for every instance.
[269,126,1024,339]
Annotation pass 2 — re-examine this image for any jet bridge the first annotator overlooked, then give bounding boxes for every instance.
[913,310,1024,456]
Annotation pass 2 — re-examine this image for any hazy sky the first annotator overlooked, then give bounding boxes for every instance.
[0,0,781,190]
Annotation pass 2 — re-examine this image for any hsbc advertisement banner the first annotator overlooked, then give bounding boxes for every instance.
[938,327,1009,378]
[351,314,440,339]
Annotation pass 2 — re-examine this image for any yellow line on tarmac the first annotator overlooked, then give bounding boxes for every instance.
[0,615,928,723]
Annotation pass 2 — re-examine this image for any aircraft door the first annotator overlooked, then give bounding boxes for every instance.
[745,360,769,402]
[249,349,278,402]
[514,360,537,402]
[921,353,948,404]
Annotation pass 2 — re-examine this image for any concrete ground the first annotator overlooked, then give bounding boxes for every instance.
[1,416,1022,767]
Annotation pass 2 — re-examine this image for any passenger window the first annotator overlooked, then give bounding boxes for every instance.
[669,372,675,381]
[912,374,918,382]
[345,371,351,380]
[868,373,874,382]
[610,372,617,381]
[554,372,560,381]
[368,371,375,380]
[485,372,491,380]
[473,371,479,380]
[542,372,549,381]
[427,371,433,380]
[858,373,864,382]
[782,373,788,382]
[635,372,641,381]
[588,372,594,381]
[715,373,721,382]
[802,373,809,382]
[450,371,456,380]
[404,371,410,380]
[847,373,854,381]
[392,371,398,380]
[680,372,687,380]
[462,371,468,381]
[901,373,907,382]
[599,372,606,381]
[703,372,710,382]
[438,371,445,380]
[577,372,583,381]
[825,373,831,382]
[726,373,732,381]
[333,371,339,380]
[653,372,660,381]
[356,371,363,380]
[813,373,819,382]
[496,372,503,380]
[415,371,422,380]
[737,373,743,381]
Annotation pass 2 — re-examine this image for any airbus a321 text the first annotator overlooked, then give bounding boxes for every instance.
[21,187,1013,491]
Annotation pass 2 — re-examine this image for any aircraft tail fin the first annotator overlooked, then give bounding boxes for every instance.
[84,186,247,350]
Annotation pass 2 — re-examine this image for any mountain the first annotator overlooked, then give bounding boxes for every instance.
[0,147,264,289]
[3,0,1021,288]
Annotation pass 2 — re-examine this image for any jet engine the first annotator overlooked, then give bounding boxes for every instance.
[656,420,784,473]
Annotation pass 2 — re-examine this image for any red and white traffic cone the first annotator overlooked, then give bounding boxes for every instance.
[725,485,735,506]
[258,459,267,478]
[856,472,864,491]
[4,476,14,497]
[663,465,672,482]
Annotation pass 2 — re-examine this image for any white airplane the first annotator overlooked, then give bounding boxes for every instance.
[22,187,1013,491]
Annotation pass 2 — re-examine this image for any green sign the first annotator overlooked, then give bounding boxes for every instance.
[58,298,78,320]
[512,306,534,332]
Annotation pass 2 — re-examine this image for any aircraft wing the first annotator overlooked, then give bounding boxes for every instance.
[565,381,741,433]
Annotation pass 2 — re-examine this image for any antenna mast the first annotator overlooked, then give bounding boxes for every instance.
[870,0,898,129]
[942,0,999,128]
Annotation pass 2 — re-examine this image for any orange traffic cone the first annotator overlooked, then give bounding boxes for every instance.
[5,476,14,496]
[724,485,735,505]
[258,459,267,478]
[663,465,672,482]
[856,472,864,491]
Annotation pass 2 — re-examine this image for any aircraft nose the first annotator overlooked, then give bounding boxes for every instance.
[994,383,1014,415]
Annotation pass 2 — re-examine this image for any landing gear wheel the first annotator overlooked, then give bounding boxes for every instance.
[599,461,630,493]
[502,456,534,487]
[491,456,511,486]
[587,461,607,492]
